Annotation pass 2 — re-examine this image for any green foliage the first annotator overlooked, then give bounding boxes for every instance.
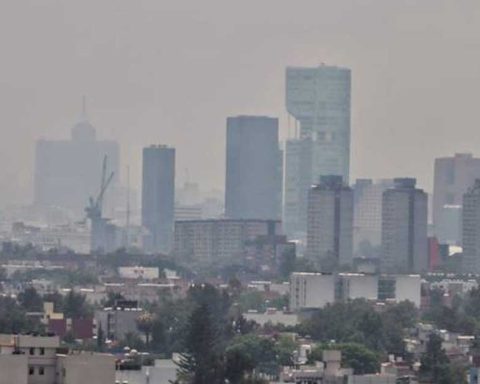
[0,296,42,333]
[63,290,92,318]
[236,291,266,312]
[18,287,43,312]
[298,299,417,356]
[419,333,467,384]
[308,342,380,374]
[422,287,480,335]
[176,303,224,384]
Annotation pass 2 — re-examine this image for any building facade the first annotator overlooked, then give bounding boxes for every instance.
[173,219,282,266]
[141,145,175,254]
[381,178,428,274]
[462,180,480,274]
[283,137,313,236]
[433,153,480,245]
[353,179,394,256]
[290,272,421,311]
[284,65,351,235]
[306,175,353,269]
[225,116,282,220]
[0,334,115,384]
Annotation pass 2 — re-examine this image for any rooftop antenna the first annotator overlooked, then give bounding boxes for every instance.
[80,95,87,121]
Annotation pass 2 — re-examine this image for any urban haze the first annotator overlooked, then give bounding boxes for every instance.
[2,1,480,384]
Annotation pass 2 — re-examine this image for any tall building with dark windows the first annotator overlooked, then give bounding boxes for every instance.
[284,65,351,235]
[433,153,480,245]
[225,116,282,220]
[381,178,428,273]
[462,179,480,274]
[141,145,175,254]
[306,175,353,270]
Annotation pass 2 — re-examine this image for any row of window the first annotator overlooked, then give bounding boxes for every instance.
[29,347,45,355]
[29,366,45,375]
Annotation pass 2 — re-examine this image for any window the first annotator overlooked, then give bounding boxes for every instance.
[29,347,35,355]
[39,348,45,356]
[39,367,44,376]
[29,367,34,375]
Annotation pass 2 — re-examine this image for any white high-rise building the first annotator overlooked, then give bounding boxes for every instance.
[284,65,351,235]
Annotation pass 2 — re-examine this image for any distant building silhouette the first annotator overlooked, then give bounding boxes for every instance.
[34,104,119,218]
[284,65,351,235]
[381,178,428,273]
[462,179,480,274]
[141,145,175,254]
[433,153,480,245]
[306,175,353,270]
[225,116,282,220]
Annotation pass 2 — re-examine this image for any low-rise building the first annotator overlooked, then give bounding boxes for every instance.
[0,334,114,384]
[95,300,144,341]
[290,273,422,310]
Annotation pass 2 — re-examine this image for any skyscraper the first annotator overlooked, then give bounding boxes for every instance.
[283,137,312,236]
[34,105,119,218]
[433,153,480,245]
[225,116,282,220]
[462,179,480,274]
[306,175,353,270]
[141,145,175,254]
[381,178,428,274]
[284,64,351,235]
[353,179,394,256]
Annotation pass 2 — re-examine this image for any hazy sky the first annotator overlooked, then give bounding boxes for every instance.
[2,0,480,208]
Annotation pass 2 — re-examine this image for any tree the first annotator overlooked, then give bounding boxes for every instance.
[308,343,380,374]
[420,333,450,383]
[175,303,224,384]
[18,287,43,312]
[63,290,91,318]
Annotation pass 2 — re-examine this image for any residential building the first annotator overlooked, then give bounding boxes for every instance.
[433,153,480,244]
[173,219,282,266]
[290,273,335,311]
[95,300,144,341]
[462,179,480,273]
[0,334,115,384]
[284,65,351,235]
[141,145,175,254]
[381,178,428,274]
[34,106,119,219]
[225,116,282,220]
[353,179,393,256]
[306,175,353,269]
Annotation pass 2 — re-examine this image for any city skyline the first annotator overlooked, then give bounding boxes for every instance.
[2,1,480,208]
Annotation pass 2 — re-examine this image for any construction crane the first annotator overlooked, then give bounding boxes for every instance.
[85,155,114,253]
